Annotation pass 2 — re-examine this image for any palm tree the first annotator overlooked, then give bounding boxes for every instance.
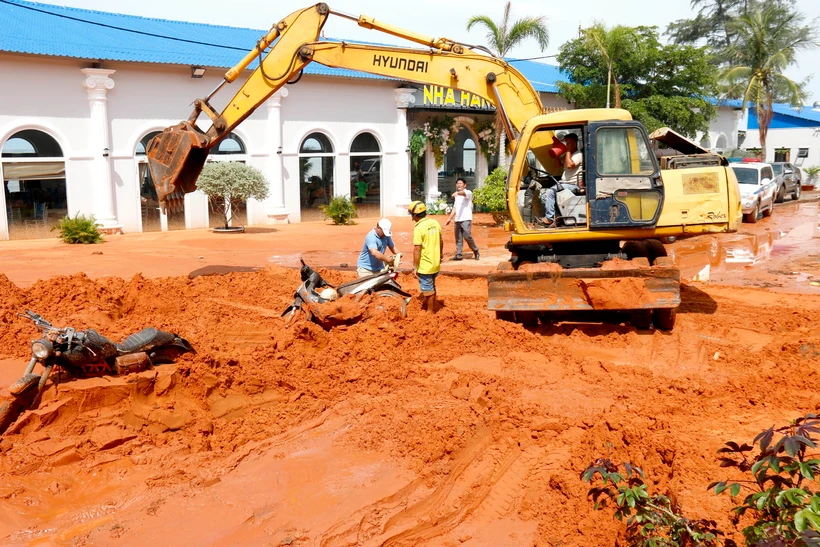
[466,2,550,58]
[466,2,549,166]
[582,23,644,109]
[720,6,817,158]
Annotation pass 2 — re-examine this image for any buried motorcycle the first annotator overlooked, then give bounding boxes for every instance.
[0,310,195,434]
[282,259,412,328]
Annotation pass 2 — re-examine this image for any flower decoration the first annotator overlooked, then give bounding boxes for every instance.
[471,119,499,161]
[419,115,457,168]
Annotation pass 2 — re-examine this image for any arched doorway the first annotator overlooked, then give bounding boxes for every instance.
[440,126,479,193]
[135,131,165,232]
[2,129,67,240]
[205,134,248,228]
[349,132,381,218]
[715,135,728,154]
[299,132,334,222]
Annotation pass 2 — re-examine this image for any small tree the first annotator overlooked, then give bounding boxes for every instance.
[196,162,270,229]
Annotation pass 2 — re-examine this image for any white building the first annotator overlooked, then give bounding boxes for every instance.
[0,1,569,241]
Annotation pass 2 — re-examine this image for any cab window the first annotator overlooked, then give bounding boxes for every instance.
[596,127,655,176]
[761,166,773,180]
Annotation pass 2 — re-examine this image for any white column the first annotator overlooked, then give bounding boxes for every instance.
[424,142,439,201]
[263,88,289,223]
[394,88,415,216]
[81,68,121,232]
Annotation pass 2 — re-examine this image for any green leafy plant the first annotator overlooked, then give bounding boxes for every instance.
[804,166,820,186]
[583,458,726,546]
[196,162,270,229]
[473,167,508,213]
[710,414,820,546]
[409,129,427,169]
[52,213,103,244]
[320,195,357,225]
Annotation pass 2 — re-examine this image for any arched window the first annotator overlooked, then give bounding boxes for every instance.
[2,129,66,238]
[2,130,63,158]
[463,138,477,178]
[700,135,712,150]
[211,133,246,155]
[135,130,177,232]
[135,131,161,156]
[300,133,333,154]
[349,132,382,215]
[299,132,335,217]
[716,135,728,152]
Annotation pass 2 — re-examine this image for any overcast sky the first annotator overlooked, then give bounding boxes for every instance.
[49,0,820,104]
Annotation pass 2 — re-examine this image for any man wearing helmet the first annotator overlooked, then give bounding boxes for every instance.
[408,201,443,312]
[356,218,399,278]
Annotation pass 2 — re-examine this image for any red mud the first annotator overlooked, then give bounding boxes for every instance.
[0,204,818,545]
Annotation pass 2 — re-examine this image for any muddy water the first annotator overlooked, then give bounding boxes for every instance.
[0,202,818,545]
[670,199,820,291]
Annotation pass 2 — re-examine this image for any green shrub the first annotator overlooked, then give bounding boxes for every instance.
[583,458,725,546]
[710,414,820,545]
[320,195,357,225]
[196,162,270,229]
[52,213,103,244]
[473,167,507,213]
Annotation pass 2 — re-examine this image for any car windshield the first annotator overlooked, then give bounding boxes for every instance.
[361,159,378,172]
[771,164,783,174]
[731,167,759,184]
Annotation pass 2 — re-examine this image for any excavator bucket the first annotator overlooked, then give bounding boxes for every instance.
[146,122,210,214]
[487,257,680,313]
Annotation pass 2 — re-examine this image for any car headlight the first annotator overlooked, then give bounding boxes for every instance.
[742,199,753,208]
[31,339,53,359]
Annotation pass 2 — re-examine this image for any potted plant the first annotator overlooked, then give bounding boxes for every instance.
[197,162,270,233]
[804,165,820,189]
[473,167,508,224]
[320,195,358,225]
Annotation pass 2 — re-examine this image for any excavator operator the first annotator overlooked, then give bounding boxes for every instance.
[540,133,583,227]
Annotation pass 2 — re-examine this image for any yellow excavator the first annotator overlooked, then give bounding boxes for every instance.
[147,3,741,330]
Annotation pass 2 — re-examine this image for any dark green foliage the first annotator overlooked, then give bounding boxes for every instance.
[710,415,820,545]
[582,458,727,546]
[52,213,103,244]
[320,195,357,225]
[557,26,718,137]
[473,167,507,213]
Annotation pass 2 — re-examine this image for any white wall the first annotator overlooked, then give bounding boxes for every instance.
[0,53,406,239]
[698,105,744,153]
[737,125,820,171]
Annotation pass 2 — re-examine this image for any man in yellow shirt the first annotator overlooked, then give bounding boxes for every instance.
[409,201,443,313]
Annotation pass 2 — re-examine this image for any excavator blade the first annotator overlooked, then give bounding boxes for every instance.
[146,122,210,214]
[487,257,680,312]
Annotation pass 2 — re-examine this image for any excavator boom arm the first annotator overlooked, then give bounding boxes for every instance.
[146,2,543,211]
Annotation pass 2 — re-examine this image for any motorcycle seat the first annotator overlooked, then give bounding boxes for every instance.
[117,327,175,354]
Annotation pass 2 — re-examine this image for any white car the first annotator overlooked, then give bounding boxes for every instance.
[729,162,777,223]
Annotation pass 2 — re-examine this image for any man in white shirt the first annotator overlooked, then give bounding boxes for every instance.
[540,133,583,227]
[445,178,480,260]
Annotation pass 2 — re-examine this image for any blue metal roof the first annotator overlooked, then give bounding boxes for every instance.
[708,97,820,125]
[0,0,561,90]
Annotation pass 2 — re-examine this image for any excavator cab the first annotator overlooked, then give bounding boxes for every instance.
[510,117,663,233]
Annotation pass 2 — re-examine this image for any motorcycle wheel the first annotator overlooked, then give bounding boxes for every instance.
[376,291,408,318]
